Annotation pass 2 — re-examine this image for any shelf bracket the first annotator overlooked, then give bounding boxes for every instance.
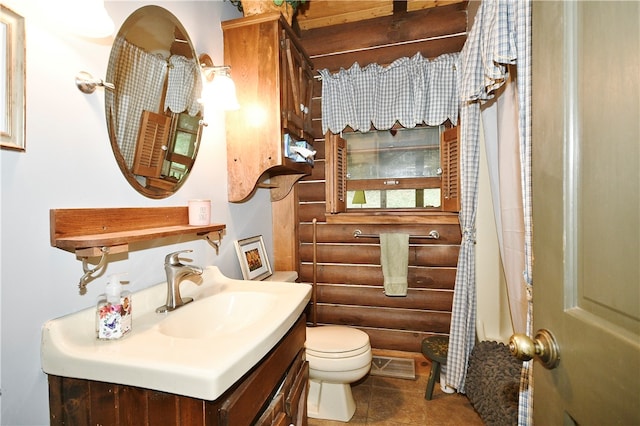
[204,230,224,255]
[76,244,129,295]
[78,247,109,295]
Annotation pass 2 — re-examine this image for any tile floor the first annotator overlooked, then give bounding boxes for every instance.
[308,350,484,426]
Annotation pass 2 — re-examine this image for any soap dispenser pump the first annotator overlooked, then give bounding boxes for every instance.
[96,273,132,340]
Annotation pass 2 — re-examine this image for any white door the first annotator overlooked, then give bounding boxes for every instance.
[530,1,639,424]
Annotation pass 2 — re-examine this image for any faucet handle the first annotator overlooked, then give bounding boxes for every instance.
[165,250,193,266]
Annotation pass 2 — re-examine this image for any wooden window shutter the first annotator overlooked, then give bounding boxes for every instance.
[132,110,171,178]
[441,126,460,212]
[325,132,347,213]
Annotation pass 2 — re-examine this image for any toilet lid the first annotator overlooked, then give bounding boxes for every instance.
[306,326,370,358]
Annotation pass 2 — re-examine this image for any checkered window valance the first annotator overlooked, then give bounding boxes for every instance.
[318,52,459,134]
[166,55,202,116]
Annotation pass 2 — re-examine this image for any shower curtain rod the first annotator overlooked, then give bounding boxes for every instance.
[353,229,440,240]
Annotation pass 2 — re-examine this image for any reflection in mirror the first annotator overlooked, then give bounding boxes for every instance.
[105,6,203,198]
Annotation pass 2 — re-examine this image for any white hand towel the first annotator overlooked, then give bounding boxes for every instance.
[380,233,409,296]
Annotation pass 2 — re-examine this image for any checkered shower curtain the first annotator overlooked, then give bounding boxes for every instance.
[446,1,532,424]
[107,37,167,168]
[319,4,533,421]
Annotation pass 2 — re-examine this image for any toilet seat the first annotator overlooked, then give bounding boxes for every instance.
[306,326,370,359]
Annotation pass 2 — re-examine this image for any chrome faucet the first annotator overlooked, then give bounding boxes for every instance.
[156,250,203,313]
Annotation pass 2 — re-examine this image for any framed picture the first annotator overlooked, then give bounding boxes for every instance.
[234,235,272,280]
[1,5,26,151]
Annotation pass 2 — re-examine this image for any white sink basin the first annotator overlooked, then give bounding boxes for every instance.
[41,266,311,400]
[157,291,277,339]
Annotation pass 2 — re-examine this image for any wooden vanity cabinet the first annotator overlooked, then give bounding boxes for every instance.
[222,13,315,203]
[48,316,308,426]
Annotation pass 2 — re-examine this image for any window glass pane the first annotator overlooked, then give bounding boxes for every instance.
[348,190,375,208]
[423,188,441,208]
[177,113,200,132]
[174,132,197,156]
[387,189,417,208]
[345,127,441,180]
[347,189,441,209]
[168,163,187,179]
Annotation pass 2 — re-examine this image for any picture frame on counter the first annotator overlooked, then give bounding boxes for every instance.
[234,235,272,280]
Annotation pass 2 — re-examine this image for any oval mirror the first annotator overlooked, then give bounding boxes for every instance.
[105,6,203,199]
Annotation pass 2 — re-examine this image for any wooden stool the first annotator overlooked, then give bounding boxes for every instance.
[421,335,449,400]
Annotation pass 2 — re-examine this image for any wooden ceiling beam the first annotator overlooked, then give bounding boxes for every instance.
[299,2,468,67]
[296,1,394,30]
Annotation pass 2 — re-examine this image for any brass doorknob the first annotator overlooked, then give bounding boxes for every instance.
[509,329,560,369]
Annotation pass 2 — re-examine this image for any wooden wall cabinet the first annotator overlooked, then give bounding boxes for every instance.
[222,13,315,203]
[48,316,308,426]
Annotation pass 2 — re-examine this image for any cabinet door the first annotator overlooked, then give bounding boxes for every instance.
[255,393,286,426]
[280,33,314,141]
[285,360,309,426]
[218,317,306,425]
[255,350,307,426]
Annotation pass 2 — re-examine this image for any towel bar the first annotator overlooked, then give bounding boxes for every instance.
[353,229,440,240]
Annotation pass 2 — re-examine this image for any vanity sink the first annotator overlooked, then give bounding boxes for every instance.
[41,266,311,400]
[157,291,278,339]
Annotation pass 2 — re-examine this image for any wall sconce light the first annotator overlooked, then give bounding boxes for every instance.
[75,71,115,94]
[199,54,240,111]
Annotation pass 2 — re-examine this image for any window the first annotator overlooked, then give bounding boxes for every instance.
[163,112,201,180]
[325,126,459,213]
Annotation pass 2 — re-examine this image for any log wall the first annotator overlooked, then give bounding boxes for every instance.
[291,3,468,352]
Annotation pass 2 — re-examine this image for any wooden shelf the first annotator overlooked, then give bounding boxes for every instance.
[50,207,225,254]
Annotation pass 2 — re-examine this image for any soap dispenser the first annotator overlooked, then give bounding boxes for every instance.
[96,273,132,340]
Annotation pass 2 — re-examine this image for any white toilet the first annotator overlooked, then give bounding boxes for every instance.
[305,325,372,421]
[266,271,373,422]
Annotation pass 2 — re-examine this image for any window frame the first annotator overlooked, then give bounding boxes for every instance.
[325,125,460,214]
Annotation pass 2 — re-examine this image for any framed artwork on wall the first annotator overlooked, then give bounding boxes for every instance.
[234,235,272,280]
[1,5,26,151]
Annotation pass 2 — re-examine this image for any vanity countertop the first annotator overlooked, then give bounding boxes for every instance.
[41,266,311,400]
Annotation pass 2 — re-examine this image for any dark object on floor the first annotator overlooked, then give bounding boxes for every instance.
[421,335,449,400]
[465,340,523,426]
